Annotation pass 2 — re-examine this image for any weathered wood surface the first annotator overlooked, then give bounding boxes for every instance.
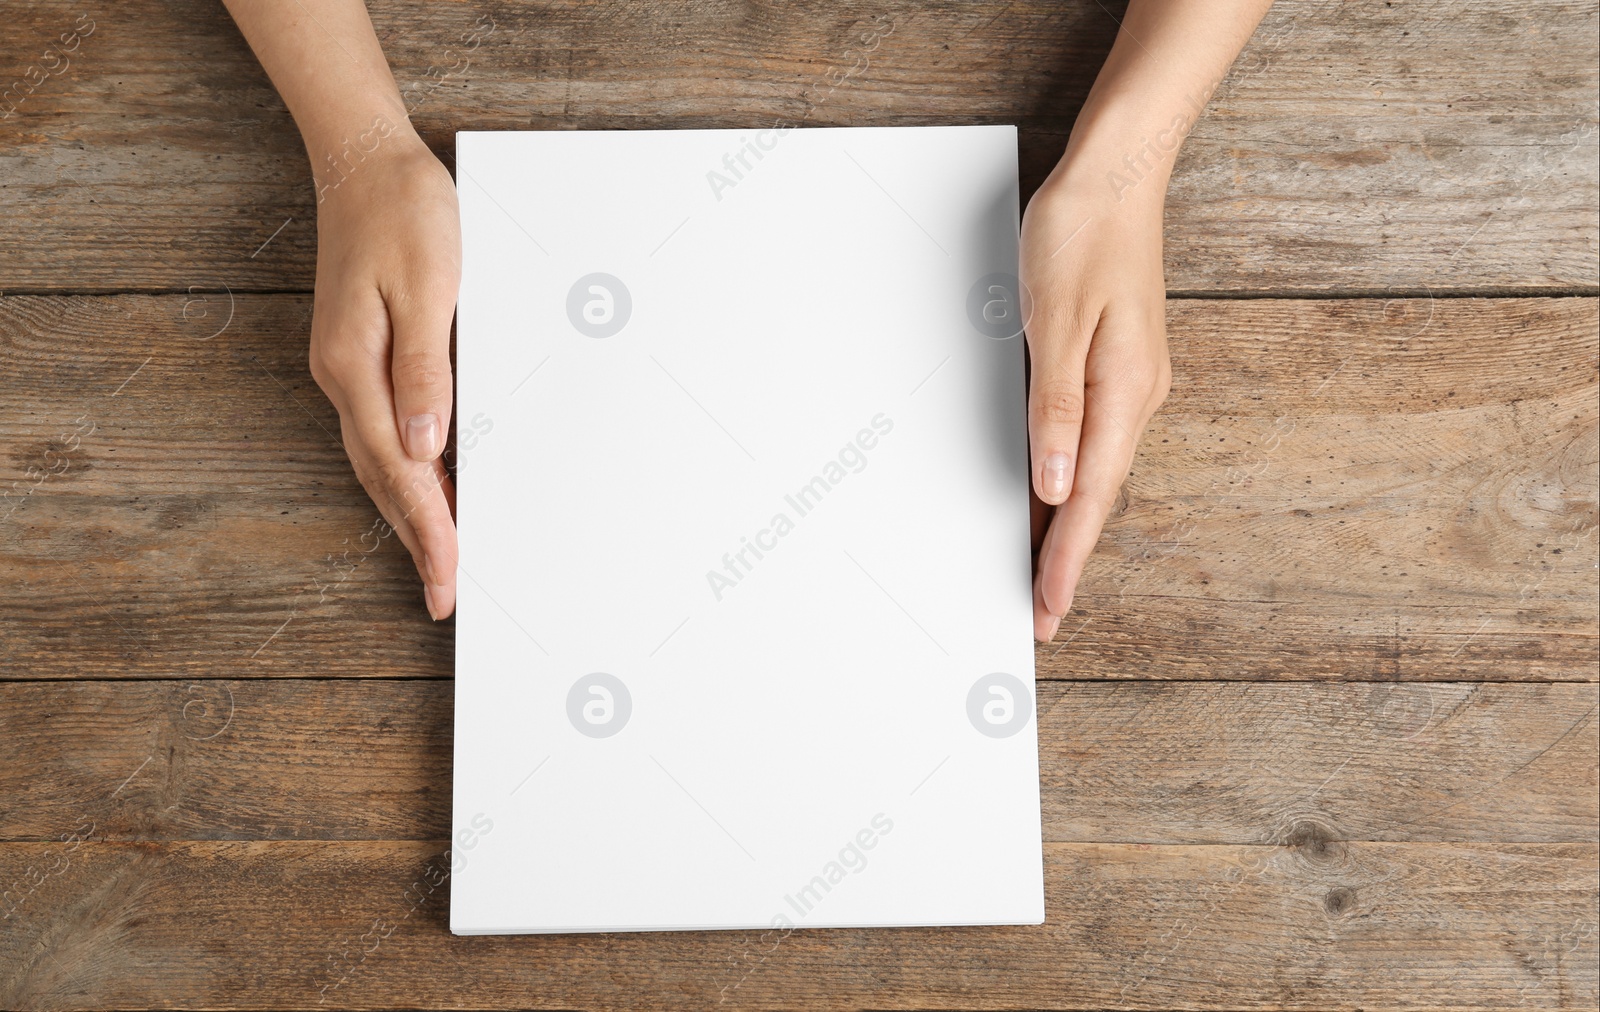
[1,0,1596,1007]
[1,0,1596,293]
[1,840,1594,1009]
[2,295,1592,680]
[0,679,1593,846]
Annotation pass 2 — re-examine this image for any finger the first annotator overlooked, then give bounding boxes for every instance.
[389,276,458,463]
[1028,474,1051,552]
[343,423,459,608]
[311,295,429,583]
[1026,300,1099,507]
[343,423,424,569]
[346,358,460,620]
[1037,387,1146,619]
[310,285,459,619]
[1033,507,1065,642]
[421,456,457,616]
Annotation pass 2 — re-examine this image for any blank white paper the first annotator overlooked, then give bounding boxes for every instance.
[451,125,1042,935]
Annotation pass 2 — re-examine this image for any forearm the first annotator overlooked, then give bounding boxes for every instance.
[1051,0,1276,205]
[220,0,425,195]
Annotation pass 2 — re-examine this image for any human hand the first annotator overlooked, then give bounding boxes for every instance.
[307,133,461,620]
[1019,172,1172,642]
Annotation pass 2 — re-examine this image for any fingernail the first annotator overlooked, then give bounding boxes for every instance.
[405,413,441,461]
[1047,614,1062,640]
[1042,452,1071,502]
[423,552,438,587]
[423,583,438,621]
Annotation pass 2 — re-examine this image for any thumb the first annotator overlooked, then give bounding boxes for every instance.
[1027,304,1098,506]
[389,283,457,463]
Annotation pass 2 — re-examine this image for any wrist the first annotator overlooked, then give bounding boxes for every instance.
[303,108,431,205]
[1045,89,1205,212]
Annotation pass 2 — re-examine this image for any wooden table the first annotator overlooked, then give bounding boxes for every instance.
[2,1,1596,1007]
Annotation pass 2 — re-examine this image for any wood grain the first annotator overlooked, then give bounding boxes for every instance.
[0,840,1593,1009]
[0,679,1593,846]
[1,0,1595,292]
[2,295,1592,680]
[1,2,1595,1005]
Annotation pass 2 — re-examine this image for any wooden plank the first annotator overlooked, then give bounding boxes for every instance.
[0,0,1594,292]
[0,839,1593,1009]
[1,295,1593,680]
[0,680,1592,846]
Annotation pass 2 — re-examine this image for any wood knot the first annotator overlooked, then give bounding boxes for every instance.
[1323,886,1356,916]
[1284,818,1346,865]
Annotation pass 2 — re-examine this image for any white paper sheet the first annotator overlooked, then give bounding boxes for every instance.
[452,125,1042,935]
